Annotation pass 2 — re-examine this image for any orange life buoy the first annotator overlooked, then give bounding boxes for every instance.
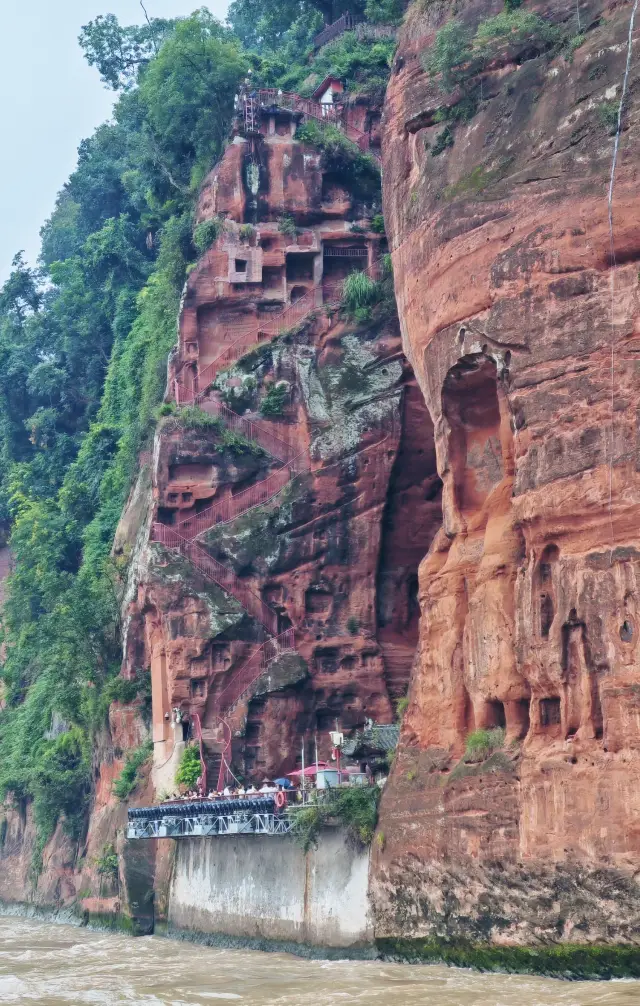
[275,790,286,809]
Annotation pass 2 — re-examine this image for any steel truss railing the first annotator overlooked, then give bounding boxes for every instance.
[127,811,292,840]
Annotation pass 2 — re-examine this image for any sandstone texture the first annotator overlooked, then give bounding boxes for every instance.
[120,100,439,794]
[372,0,640,945]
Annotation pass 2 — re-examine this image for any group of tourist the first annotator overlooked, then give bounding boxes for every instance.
[163,780,287,804]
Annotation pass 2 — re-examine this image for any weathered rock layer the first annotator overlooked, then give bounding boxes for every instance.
[372,0,640,944]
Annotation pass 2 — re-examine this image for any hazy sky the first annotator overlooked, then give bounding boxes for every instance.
[0,1,229,284]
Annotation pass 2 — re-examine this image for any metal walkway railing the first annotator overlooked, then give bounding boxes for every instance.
[175,256,382,406]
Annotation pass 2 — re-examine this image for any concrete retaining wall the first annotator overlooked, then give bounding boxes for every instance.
[167,828,372,949]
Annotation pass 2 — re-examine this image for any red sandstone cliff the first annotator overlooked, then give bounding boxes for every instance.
[121,109,441,792]
[372,0,640,944]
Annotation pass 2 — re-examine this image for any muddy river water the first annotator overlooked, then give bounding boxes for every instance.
[0,917,638,1005]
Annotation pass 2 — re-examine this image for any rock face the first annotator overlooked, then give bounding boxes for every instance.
[372,0,640,943]
[121,98,441,794]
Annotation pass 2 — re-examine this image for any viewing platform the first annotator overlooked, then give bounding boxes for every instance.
[127,795,292,839]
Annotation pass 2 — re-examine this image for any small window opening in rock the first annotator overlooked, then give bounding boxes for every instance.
[316,709,334,731]
[182,492,192,502]
[504,350,511,367]
[190,678,206,697]
[167,493,178,503]
[540,696,561,727]
[290,284,307,303]
[235,259,247,272]
[458,327,466,343]
[540,592,554,638]
[485,699,506,729]
[620,618,634,642]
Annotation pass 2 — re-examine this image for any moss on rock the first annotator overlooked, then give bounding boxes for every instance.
[376,937,640,979]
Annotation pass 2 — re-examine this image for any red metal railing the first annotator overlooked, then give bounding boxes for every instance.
[175,257,383,406]
[217,718,232,791]
[176,285,324,406]
[213,627,296,788]
[205,401,305,467]
[244,87,372,155]
[151,523,280,636]
[174,449,309,540]
[217,628,295,712]
[152,524,296,790]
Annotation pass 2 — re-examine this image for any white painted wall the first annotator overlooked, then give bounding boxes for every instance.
[168,828,372,948]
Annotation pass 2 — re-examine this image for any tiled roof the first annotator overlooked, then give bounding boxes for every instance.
[343,723,399,757]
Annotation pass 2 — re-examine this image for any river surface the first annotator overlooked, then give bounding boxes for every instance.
[0,917,639,1005]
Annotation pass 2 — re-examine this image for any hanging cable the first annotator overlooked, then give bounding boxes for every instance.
[606,0,639,558]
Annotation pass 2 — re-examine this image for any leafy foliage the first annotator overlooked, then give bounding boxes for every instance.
[0,10,244,849]
[175,744,203,789]
[277,214,298,239]
[395,696,409,719]
[342,271,380,318]
[296,120,380,201]
[260,382,288,417]
[95,843,119,878]
[424,10,561,94]
[598,100,620,134]
[365,0,404,25]
[464,727,505,760]
[431,126,454,156]
[193,218,224,254]
[113,741,153,800]
[79,14,177,91]
[291,785,381,851]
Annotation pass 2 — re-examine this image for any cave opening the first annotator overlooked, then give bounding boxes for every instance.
[441,354,504,516]
[375,378,442,701]
[540,696,561,727]
[537,544,559,638]
[484,699,506,729]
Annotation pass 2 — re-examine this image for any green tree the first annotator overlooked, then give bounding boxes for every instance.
[79,13,177,90]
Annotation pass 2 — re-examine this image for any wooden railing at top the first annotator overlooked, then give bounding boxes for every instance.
[313,12,361,49]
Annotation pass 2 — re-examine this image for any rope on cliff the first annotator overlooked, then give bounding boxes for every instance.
[606,0,639,559]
